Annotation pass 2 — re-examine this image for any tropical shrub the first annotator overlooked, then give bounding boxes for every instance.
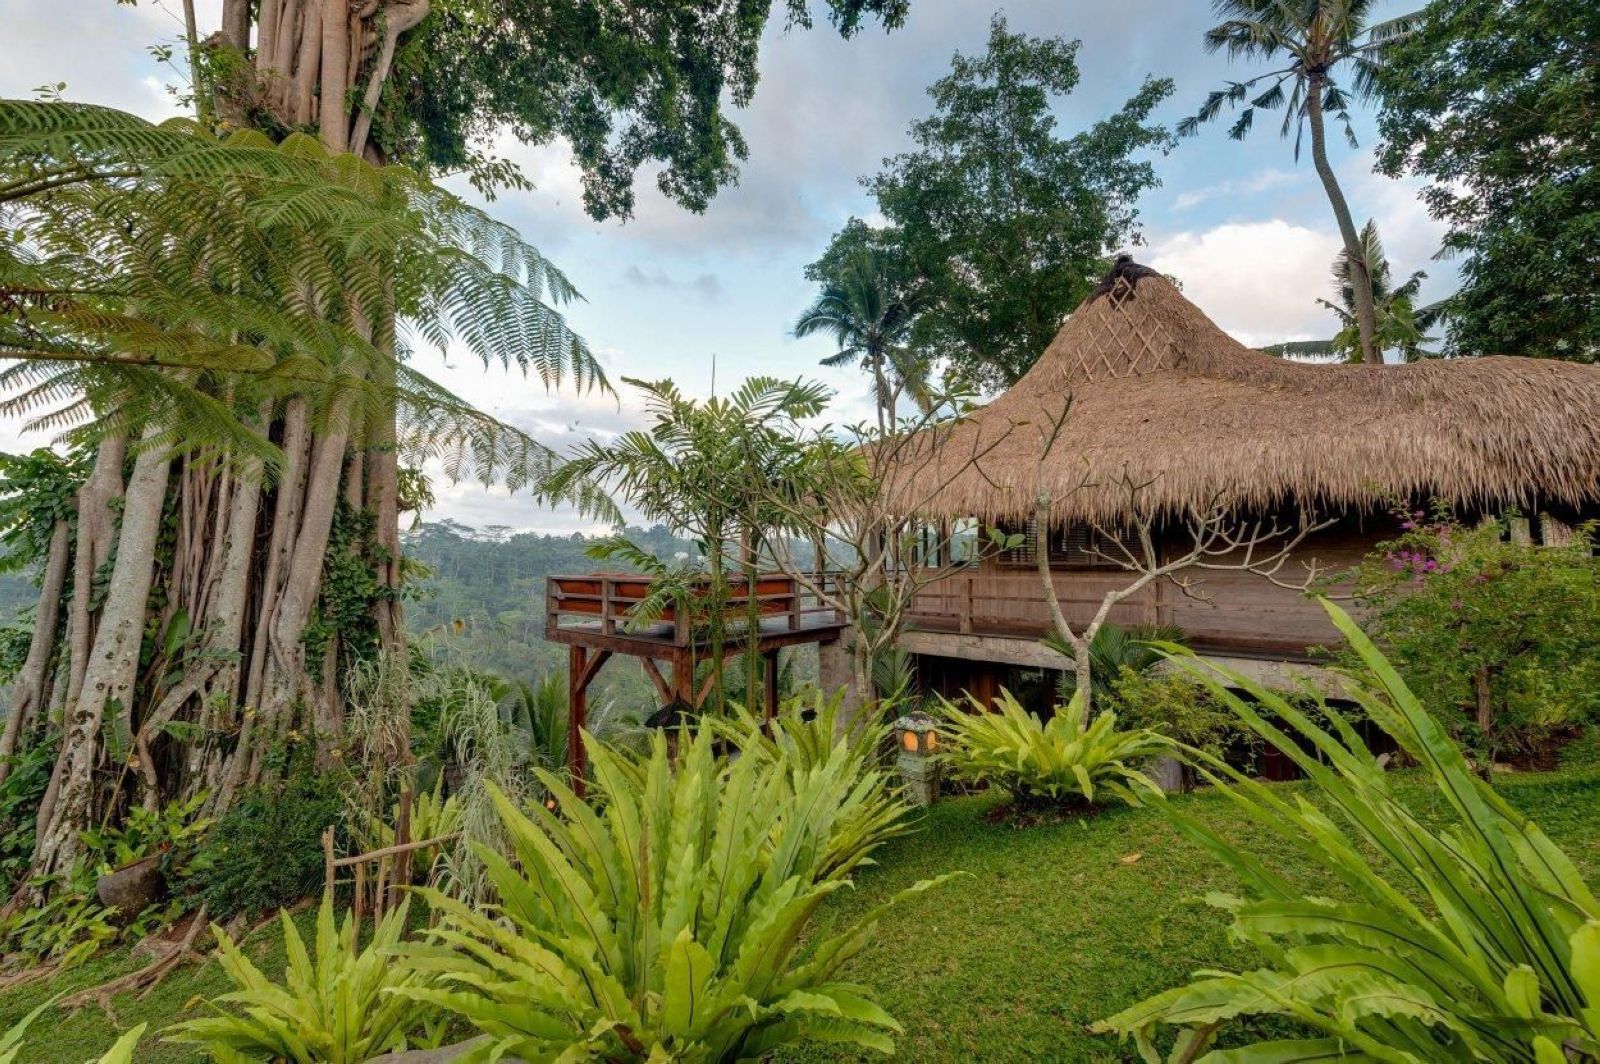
[398,729,946,1061]
[1049,622,1185,703]
[81,791,212,881]
[1098,599,1600,1061]
[708,688,914,879]
[1348,511,1600,762]
[1105,668,1252,762]
[938,688,1167,806]
[197,770,344,917]
[0,742,53,881]
[0,863,120,968]
[168,895,439,1063]
[356,776,462,883]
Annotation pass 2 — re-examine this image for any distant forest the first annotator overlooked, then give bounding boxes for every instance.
[402,520,700,712]
[0,519,819,716]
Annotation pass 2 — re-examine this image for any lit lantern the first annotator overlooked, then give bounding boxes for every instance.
[892,710,941,806]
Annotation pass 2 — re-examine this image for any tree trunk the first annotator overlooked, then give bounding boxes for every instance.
[0,519,70,784]
[33,432,172,878]
[1306,72,1380,365]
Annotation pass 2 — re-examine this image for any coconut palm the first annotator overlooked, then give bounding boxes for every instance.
[1181,0,1422,365]
[794,246,931,433]
[1319,219,1444,362]
[1262,220,1445,363]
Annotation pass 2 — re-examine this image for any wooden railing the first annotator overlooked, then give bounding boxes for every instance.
[907,566,1337,659]
[545,572,846,646]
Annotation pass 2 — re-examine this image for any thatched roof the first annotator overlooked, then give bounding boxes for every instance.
[893,258,1600,524]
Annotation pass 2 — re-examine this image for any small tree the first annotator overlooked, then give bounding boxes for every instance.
[751,394,1023,714]
[1348,509,1600,763]
[1029,405,1331,725]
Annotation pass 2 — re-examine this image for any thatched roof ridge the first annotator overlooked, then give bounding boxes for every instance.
[893,259,1600,523]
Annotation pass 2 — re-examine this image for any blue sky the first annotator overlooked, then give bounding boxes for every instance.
[1,0,1451,531]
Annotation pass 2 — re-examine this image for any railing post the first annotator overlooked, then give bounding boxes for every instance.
[601,577,615,635]
[959,573,973,635]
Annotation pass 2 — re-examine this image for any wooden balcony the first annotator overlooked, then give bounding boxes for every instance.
[907,565,1342,661]
[545,571,847,656]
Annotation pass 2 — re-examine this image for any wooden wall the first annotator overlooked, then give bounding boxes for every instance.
[907,520,1381,661]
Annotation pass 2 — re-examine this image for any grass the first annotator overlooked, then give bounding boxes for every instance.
[2,769,1599,1062]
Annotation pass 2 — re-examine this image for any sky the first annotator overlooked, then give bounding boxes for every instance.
[0,0,1453,533]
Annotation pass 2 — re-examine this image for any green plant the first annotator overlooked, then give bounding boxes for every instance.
[1105,668,1251,762]
[88,1025,145,1064]
[1098,599,1600,1061]
[1348,511,1600,762]
[0,1003,145,1064]
[938,688,1167,806]
[0,742,54,881]
[81,791,211,879]
[1049,622,1186,704]
[398,728,947,1061]
[707,687,914,879]
[357,776,462,882]
[197,771,344,917]
[0,866,119,969]
[169,894,438,1063]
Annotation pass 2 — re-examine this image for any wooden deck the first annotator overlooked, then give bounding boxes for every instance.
[545,571,846,791]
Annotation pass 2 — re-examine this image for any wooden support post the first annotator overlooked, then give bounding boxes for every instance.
[389,785,411,914]
[763,648,780,721]
[568,644,588,796]
[322,827,335,901]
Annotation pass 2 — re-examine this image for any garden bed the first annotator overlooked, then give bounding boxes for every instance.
[1,769,1598,1063]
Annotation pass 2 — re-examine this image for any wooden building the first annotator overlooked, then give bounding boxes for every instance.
[887,258,1600,701]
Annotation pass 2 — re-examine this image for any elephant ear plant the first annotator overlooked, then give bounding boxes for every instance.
[399,727,950,1062]
[1097,599,1600,1063]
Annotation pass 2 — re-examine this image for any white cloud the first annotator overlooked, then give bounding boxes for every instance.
[1147,220,1341,346]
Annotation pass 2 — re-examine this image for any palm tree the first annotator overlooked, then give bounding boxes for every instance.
[1181,0,1420,365]
[1261,220,1445,363]
[793,247,930,434]
[1319,220,1444,362]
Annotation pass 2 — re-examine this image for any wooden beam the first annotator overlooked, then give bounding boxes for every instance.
[568,645,588,796]
[641,657,673,704]
[763,648,780,721]
[579,648,612,690]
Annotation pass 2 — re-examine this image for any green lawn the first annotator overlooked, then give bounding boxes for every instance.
[4,769,1600,1063]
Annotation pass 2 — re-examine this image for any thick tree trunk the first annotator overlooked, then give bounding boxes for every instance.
[33,433,173,878]
[1307,73,1380,365]
[0,519,70,784]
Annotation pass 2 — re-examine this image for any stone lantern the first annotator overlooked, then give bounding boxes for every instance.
[893,710,941,806]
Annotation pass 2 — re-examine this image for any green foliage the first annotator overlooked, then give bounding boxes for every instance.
[1105,668,1250,762]
[398,729,943,1061]
[1,102,602,486]
[1098,599,1600,1061]
[304,501,391,676]
[706,688,913,879]
[823,15,1172,388]
[794,244,931,427]
[937,689,1168,806]
[80,791,212,882]
[1047,622,1185,704]
[169,895,439,1063]
[0,742,54,881]
[356,776,462,882]
[196,771,344,918]
[1375,0,1599,361]
[0,448,87,574]
[0,865,119,970]
[1347,512,1600,760]
[1315,220,1443,362]
[400,0,910,215]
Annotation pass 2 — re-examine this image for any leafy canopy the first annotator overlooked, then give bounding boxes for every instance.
[815,16,1172,389]
[1374,0,1600,361]
[392,0,911,216]
[0,101,603,489]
